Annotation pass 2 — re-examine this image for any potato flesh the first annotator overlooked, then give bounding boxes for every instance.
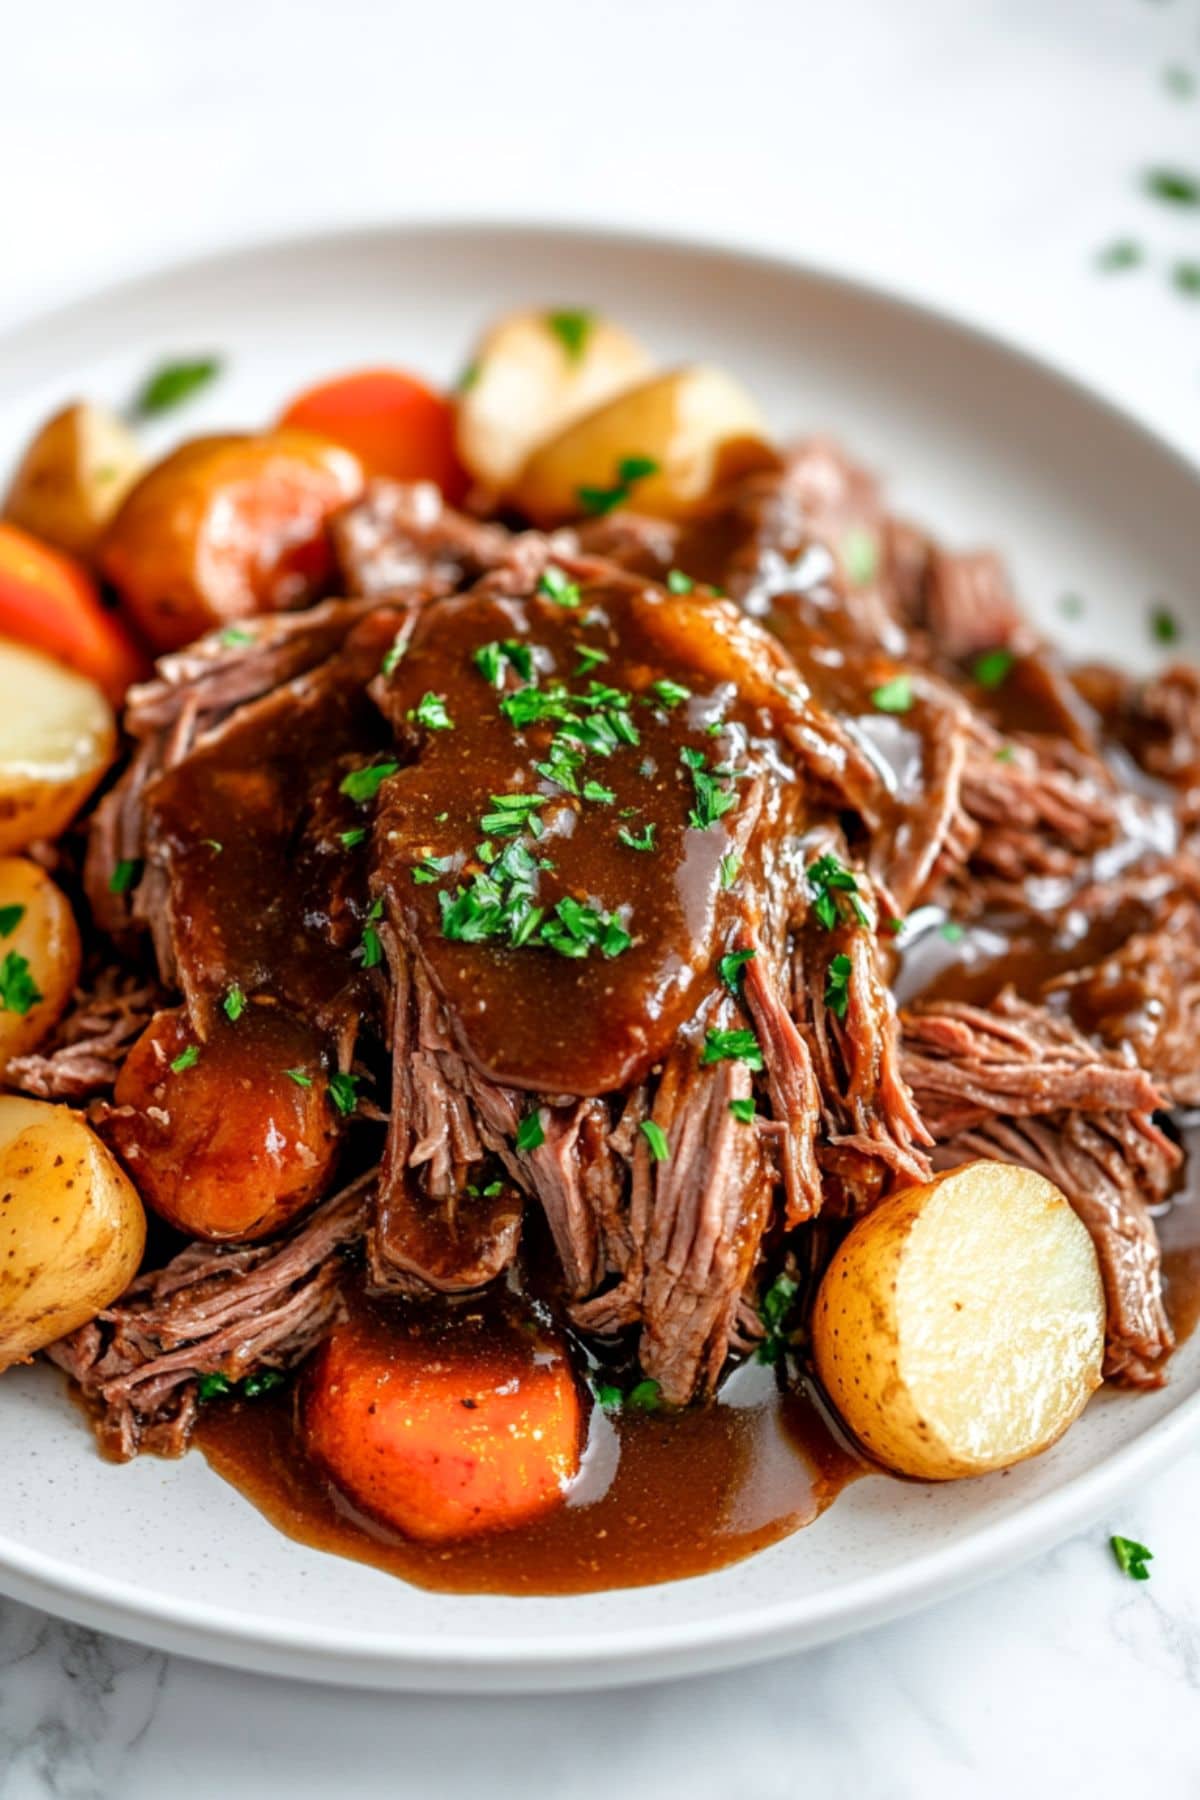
[455,310,652,493]
[813,1160,1105,1481]
[0,1094,146,1369]
[0,857,81,1067]
[2,403,143,561]
[512,365,774,526]
[0,638,115,852]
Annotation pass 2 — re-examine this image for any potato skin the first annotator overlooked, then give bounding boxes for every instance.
[812,1160,1106,1481]
[107,1005,339,1241]
[99,430,363,652]
[0,1095,146,1369]
[512,364,774,526]
[455,308,652,493]
[0,638,116,853]
[3,402,143,561]
[303,1308,582,1542]
[0,857,81,1068]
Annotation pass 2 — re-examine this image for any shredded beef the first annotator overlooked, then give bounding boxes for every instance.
[333,479,511,598]
[6,966,160,1101]
[46,1170,374,1459]
[902,992,1176,1385]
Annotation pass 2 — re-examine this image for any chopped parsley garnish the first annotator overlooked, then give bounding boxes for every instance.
[0,952,40,1016]
[1165,65,1195,100]
[340,759,400,803]
[667,569,694,594]
[134,356,221,417]
[807,853,870,930]
[626,1378,662,1412]
[757,1272,799,1364]
[1151,605,1179,645]
[701,1027,763,1071]
[219,625,254,647]
[582,778,615,805]
[618,822,656,852]
[479,793,545,837]
[640,1119,670,1163]
[538,565,582,609]
[170,1043,200,1074]
[871,673,913,714]
[1111,1535,1153,1581]
[574,644,610,676]
[327,1071,360,1116]
[1143,166,1200,207]
[842,526,879,586]
[681,745,739,830]
[1096,239,1143,272]
[284,1068,313,1088]
[940,920,965,942]
[339,827,368,849]
[719,948,756,994]
[651,678,691,708]
[546,309,594,362]
[222,984,246,1022]
[412,854,452,885]
[972,648,1015,690]
[359,896,384,968]
[577,455,660,516]
[457,360,480,393]
[196,1373,232,1403]
[593,1381,624,1410]
[380,634,407,677]
[824,952,853,1020]
[516,1109,545,1152]
[995,745,1016,763]
[202,839,223,854]
[474,639,535,685]
[0,904,24,938]
[1173,261,1200,296]
[729,1096,757,1123]
[409,691,454,731]
[108,858,142,896]
[242,1369,286,1399]
[719,852,741,890]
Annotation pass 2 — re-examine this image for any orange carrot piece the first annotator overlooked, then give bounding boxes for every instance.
[279,368,467,502]
[0,520,147,702]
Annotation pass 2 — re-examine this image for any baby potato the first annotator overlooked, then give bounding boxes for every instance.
[455,308,652,493]
[0,1094,146,1369]
[108,1004,339,1242]
[512,365,774,526]
[0,638,115,853]
[813,1160,1105,1481]
[0,858,81,1068]
[3,402,143,561]
[99,429,364,652]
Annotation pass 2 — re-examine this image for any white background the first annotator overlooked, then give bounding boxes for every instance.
[2,0,1200,1794]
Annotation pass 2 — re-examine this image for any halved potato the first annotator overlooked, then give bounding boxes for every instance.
[0,857,81,1067]
[3,403,144,561]
[512,365,774,526]
[812,1160,1105,1481]
[0,639,115,852]
[455,308,652,493]
[0,1095,146,1369]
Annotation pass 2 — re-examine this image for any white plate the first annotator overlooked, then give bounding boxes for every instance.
[0,223,1197,1692]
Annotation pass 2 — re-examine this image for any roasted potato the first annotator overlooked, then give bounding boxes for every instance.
[813,1160,1105,1481]
[0,858,81,1067]
[0,638,115,853]
[0,1095,146,1369]
[455,308,652,494]
[512,365,773,526]
[108,1004,339,1241]
[3,403,143,561]
[99,429,364,652]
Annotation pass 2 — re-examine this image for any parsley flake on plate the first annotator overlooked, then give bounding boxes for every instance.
[546,309,594,362]
[134,356,221,417]
[1111,1535,1153,1581]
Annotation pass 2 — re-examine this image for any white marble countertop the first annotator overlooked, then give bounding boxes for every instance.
[3,0,1200,1792]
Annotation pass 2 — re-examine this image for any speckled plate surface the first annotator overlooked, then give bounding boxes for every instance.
[0,223,1197,1691]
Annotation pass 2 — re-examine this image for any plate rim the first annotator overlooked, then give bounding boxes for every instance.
[1,216,1198,1689]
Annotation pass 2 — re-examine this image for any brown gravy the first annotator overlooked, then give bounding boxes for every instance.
[195,1355,863,1595]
